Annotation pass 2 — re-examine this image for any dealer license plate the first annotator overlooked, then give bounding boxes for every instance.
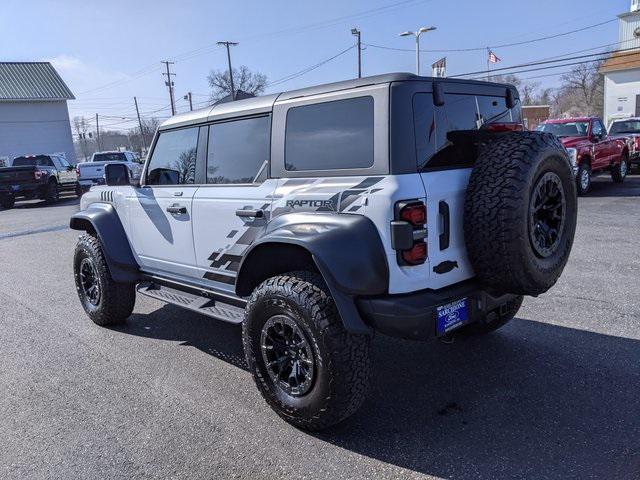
[436,298,470,335]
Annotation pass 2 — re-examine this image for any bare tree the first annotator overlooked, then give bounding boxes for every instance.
[557,61,604,117]
[207,65,267,102]
[129,117,160,156]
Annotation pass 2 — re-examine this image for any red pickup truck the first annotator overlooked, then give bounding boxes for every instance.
[536,117,630,195]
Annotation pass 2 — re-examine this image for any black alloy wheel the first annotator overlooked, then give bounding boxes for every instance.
[79,257,101,306]
[529,171,566,258]
[260,314,315,397]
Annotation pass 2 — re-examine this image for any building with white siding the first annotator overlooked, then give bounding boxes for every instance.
[0,62,76,165]
[601,0,640,125]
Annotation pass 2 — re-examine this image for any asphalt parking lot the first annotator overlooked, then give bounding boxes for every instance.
[1,177,639,480]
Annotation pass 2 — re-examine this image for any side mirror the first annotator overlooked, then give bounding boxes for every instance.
[104,163,131,186]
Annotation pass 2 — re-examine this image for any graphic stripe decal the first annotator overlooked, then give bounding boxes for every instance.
[203,271,236,285]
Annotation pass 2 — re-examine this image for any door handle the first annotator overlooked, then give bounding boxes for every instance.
[439,200,450,250]
[236,209,264,218]
[166,205,187,214]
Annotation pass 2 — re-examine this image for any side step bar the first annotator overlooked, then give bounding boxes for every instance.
[137,282,245,324]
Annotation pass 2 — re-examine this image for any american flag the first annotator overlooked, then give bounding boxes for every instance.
[488,50,501,64]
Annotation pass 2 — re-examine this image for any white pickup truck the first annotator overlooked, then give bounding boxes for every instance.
[76,151,143,195]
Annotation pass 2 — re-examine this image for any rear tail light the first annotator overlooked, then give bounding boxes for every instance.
[402,242,427,265]
[400,203,426,226]
[76,165,81,176]
[484,122,524,132]
[391,200,427,266]
[34,170,43,180]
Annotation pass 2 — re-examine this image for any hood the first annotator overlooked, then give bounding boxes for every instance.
[557,136,589,148]
[609,133,640,140]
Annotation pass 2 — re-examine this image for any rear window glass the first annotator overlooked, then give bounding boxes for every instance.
[93,153,127,162]
[413,92,521,170]
[207,116,270,184]
[285,96,374,171]
[12,156,53,167]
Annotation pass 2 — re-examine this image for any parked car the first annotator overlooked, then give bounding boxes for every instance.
[536,117,630,195]
[76,151,143,195]
[70,73,577,430]
[0,154,78,209]
[608,117,640,171]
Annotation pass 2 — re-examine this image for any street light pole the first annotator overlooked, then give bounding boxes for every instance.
[399,26,437,76]
[217,41,239,100]
[415,34,420,77]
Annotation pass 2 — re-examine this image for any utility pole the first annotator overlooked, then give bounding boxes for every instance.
[134,96,147,153]
[351,28,362,78]
[95,113,101,151]
[184,92,193,111]
[217,41,238,100]
[161,60,176,115]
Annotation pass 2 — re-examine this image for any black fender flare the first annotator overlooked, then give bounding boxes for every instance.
[69,203,140,283]
[236,213,389,334]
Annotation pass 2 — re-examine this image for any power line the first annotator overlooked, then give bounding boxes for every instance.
[267,44,356,87]
[363,18,617,54]
[456,46,640,79]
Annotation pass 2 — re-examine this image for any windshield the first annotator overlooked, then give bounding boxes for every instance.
[12,156,51,166]
[609,120,640,134]
[93,153,127,162]
[536,122,590,137]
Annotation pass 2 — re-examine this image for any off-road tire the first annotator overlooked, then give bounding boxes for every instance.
[243,271,371,431]
[44,180,60,204]
[461,296,524,335]
[73,233,136,326]
[611,153,629,183]
[576,163,591,196]
[0,194,15,210]
[465,132,577,296]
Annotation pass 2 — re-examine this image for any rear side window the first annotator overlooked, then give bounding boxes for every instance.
[285,96,374,171]
[207,115,270,184]
[146,127,199,185]
[414,92,521,170]
[13,156,54,167]
[94,153,127,162]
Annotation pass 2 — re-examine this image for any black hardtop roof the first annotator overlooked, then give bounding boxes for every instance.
[277,72,517,100]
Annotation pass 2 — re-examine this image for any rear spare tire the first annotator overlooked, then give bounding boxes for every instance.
[464,132,577,296]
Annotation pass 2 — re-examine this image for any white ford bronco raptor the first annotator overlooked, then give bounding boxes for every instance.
[71,73,577,430]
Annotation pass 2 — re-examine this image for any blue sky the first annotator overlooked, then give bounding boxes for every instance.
[0,0,629,130]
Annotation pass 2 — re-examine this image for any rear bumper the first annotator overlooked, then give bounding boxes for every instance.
[79,178,105,188]
[0,183,45,198]
[357,281,518,341]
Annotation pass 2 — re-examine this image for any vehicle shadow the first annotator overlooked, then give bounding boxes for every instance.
[587,174,640,197]
[120,304,247,371]
[117,304,640,479]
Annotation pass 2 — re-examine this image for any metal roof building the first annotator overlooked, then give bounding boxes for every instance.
[0,62,76,165]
